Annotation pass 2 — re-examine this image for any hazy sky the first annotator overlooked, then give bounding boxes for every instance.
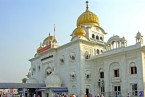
[0,0,145,82]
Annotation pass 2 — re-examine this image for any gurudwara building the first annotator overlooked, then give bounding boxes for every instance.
[26,1,145,97]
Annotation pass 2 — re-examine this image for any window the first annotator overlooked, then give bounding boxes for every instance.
[86,71,91,79]
[38,66,40,71]
[70,72,76,80]
[131,84,138,96]
[60,55,65,64]
[101,86,105,94]
[92,34,95,38]
[97,49,99,54]
[114,69,119,77]
[85,55,90,59]
[114,86,121,96]
[32,72,33,76]
[100,37,103,41]
[86,75,90,79]
[86,88,89,96]
[84,51,90,59]
[72,56,75,60]
[131,66,137,74]
[96,35,99,40]
[100,72,104,78]
[60,58,64,63]
[46,71,52,76]
[45,68,52,77]
[33,68,35,71]
[70,52,76,62]
[46,72,49,76]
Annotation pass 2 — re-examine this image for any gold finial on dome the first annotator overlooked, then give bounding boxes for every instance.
[86,1,89,11]
[76,1,100,26]
[54,24,55,36]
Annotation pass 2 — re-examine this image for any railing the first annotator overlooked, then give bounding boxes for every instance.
[112,77,121,82]
[96,90,144,97]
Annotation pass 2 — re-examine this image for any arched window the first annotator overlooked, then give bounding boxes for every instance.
[114,69,119,77]
[45,67,52,77]
[92,34,95,38]
[96,35,99,40]
[131,66,137,74]
[100,71,104,78]
[85,70,91,79]
[130,62,137,75]
[100,37,103,41]
[70,72,76,80]
[38,66,40,71]
[97,49,99,54]
[84,51,90,59]
[99,68,104,78]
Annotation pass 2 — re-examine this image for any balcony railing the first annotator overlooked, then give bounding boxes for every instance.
[96,90,143,97]
[112,77,121,82]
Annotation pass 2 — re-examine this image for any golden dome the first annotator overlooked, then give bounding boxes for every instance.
[43,35,57,46]
[77,1,100,26]
[77,10,100,26]
[44,36,56,42]
[73,26,86,36]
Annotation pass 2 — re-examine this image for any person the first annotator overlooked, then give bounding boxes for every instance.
[70,94,72,97]
[54,94,57,97]
[84,94,87,97]
[70,94,73,97]
[72,94,76,97]
[5,94,8,97]
[126,93,130,97]
[62,94,65,97]
[101,94,104,97]
[33,94,36,97]
[115,93,118,97]
[89,93,92,97]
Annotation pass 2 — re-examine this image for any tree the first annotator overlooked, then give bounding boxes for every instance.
[22,78,27,83]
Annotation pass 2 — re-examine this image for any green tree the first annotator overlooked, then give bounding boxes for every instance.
[22,78,27,83]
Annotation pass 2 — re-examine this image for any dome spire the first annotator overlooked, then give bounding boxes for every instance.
[86,1,89,11]
[77,1,100,26]
[54,24,55,36]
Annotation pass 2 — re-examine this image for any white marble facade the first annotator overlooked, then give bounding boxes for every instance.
[26,2,145,97]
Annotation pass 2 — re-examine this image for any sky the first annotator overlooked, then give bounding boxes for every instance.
[0,0,145,82]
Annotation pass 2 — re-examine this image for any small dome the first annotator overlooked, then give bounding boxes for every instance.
[43,36,57,46]
[77,10,100,27]
[136,31,143,38]
[137,32,141,36]
[121,37,126,42]
[45,72,62,87]
[106,35,121,45]
[73,26,86,36]
[26,78,38,83]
